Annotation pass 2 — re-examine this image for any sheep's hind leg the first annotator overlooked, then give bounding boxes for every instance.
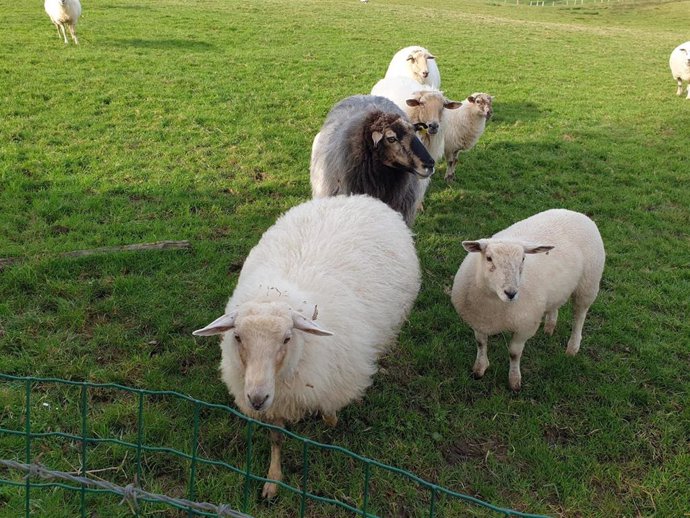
[686,82,690,99]
[444,152,458,182]
[471,330,490,379]
[508,332,531,392]
[565,300,591,356]
[68,24,78,45]
[261,422,285,499]
[543,309,558,336]
[59,24,68,44]
[677,78,684,96]
[322,412,338,428]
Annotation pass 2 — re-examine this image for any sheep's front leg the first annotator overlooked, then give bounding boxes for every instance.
[444,152,458,182]
[322,412,338,428]
[59,24,68,44]
[261,423,285,499]
[508,332,532,392]
[676,78,684,96]
[471,330,490,379]
[686,82,690,99]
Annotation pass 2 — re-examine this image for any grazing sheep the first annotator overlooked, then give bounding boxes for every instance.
[44,0,81,45]
[670,41,690,99]
[371,77,461,211]
[443,93,493,182]
[384,46,441,88]
[193,195,421,498]
[310,94,435,227]
[450,209,605,392]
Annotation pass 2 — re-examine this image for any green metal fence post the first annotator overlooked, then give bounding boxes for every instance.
[24,379,31,518]
[135,391,145,517]
[429,486,437,518]
[187,402,201,517]
[241,421,254,513]
[80,384,88,518]
[362,461,371,517]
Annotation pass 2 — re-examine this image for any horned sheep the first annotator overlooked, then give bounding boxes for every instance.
[669,41,690,99]
[310,94,435,227]
[443,93,493,182]
[384,46,441,88]
[193,195,421,498]
[44,0,81,45]
[450,209,605,392]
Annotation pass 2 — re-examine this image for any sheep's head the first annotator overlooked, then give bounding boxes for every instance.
[193,301,333,413]
[406,50,436,84]
[462,240,553,302]
[368,112,435,178]
[681,48,690,66]
[405,90,461,136]
[466,93,494,120]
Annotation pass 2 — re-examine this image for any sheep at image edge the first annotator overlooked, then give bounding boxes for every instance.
[44,0,81,44]
[384,45,442,88]
[193,195,421,499]
[670,41,690,99]
[451,209,605,392]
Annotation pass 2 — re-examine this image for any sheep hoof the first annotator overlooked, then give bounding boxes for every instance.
[565,342,580,356]
[322,413,338,428]
[509,381,521,392]
[444,173,455,182]
[544,322,556,336]
[470,371,484,380]
[261,482,279,500]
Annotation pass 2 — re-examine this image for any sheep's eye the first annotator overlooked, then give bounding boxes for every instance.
[522,257,525,262]
[234,333,242,344]
[386,136,397,143]
[486,256,493,262]
[283,336,291,345]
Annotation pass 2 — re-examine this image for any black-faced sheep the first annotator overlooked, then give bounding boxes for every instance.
[310,94,435,227]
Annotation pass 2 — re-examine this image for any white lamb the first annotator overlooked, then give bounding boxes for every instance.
[443,93,493,182]
[450,209,605,392]
[193,195,421,498]
[44,0,81,45]
[669,41,690,99]
[384,46,441,88]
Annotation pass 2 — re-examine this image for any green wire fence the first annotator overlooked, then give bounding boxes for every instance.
[0,373,549,517]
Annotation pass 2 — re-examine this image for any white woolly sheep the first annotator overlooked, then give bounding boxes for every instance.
[670,41,690,99]
[44,0,81,45]
[310,94,435,227]
[384,46,441,88]
[443,93,493,182]
[193,195,421,498]
[371,76,461,210]
[450,209,605,392]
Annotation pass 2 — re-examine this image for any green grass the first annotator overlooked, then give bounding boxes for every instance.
[1,0,689,516]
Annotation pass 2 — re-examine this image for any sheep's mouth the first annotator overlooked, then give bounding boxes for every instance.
[409,166,435,179]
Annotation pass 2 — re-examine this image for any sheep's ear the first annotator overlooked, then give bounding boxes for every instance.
[444,100,462,110]
[292,312,334,337]
[427,54,436,60]
[406,54,415,62]
[406,98,421,107]
[462,240,487,253]
[371,131,383,148]
[467,96,476,103]
[192,311,237,336]
[523,244,554,254]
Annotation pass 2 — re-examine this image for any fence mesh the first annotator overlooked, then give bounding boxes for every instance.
[0,373,549,517]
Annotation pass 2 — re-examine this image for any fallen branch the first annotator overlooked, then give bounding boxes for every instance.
[0,240,191,270]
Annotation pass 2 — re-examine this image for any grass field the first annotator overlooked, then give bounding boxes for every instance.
[1,0,689,516]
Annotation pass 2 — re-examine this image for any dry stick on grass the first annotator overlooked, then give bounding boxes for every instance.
[0,240,191,269]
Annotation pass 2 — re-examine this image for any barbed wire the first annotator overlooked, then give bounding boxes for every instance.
[0,459,252,518]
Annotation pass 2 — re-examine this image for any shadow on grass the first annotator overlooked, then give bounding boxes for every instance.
[106,38,214,51]
[491,101,543,125]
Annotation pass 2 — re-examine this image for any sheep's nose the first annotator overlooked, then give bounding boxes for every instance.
[504,290,517,300]
[428,123,439,135]
[248,393,269,411]
[422,71,429,78]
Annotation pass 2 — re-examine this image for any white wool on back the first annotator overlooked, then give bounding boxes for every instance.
[384,46,441,88]
[44,0,81,25]
[219,195,421,423]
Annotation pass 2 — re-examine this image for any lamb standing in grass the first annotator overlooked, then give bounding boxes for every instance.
[310,94,435,227]
[669,41,690,99]
[450,209,605,392]
[443,93,493,182]
[193,195,421,498]
[384,46,441,88]
[44,0,81,45]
